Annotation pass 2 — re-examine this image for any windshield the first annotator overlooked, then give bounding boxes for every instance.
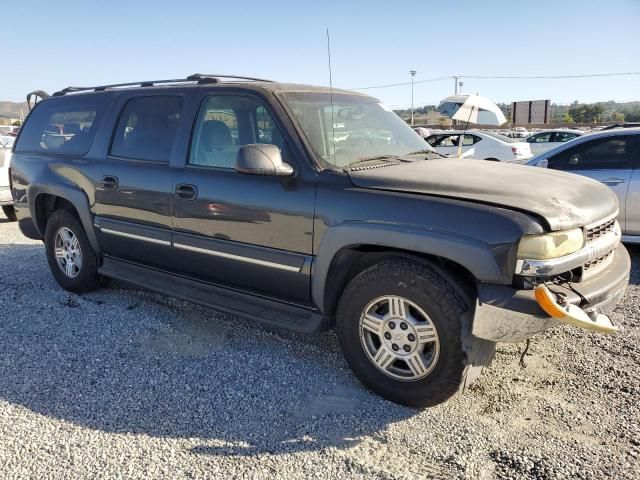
[281,92,433,167]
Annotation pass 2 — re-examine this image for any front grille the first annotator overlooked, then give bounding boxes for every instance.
[584,250,614,272]
[586,218,616,242]
[582,218,618,277]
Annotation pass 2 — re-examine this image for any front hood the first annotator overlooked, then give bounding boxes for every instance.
[347,159,618,231]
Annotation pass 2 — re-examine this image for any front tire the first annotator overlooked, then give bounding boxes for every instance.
[44,209,102,293]
[336,258,477,408]
[2,205,17,222]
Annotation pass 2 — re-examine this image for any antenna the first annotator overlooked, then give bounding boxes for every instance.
[326,28,336,162]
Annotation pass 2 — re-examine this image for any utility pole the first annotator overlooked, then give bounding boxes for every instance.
[458,80,464,94]
[410,70,417,125]
[453,76,459,95]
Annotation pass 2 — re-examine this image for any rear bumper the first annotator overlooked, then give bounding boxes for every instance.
[473,244,630,342]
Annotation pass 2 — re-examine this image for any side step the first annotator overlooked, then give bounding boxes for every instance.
[98,257,326,333]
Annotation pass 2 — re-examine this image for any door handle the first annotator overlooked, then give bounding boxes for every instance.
[101,175,118,190]
[602,177,626,186]
[175,184,198,200]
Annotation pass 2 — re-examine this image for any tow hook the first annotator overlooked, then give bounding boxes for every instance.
[534,284,618,334]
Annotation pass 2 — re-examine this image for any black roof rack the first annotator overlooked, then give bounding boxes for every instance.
[52,73,273,96]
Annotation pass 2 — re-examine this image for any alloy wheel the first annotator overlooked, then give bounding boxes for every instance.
[359,295,440,381]
[54,227,82,278]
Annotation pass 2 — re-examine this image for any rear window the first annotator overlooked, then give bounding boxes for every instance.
[15,95,107,155]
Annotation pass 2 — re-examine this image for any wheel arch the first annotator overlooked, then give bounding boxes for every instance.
[29,183,100,253]
[312,224,507,317]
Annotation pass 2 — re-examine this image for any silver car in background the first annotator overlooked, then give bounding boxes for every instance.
[525,129,584,155]
[0,135,16,221]
[526,128,640,243]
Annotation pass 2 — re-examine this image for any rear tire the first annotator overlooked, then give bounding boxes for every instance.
[336,258,479,408]
[44,209,103,293]
[2,205,17,222]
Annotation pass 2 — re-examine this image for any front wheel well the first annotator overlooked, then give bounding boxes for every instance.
[34,194,80,235]
[322,246,477,319]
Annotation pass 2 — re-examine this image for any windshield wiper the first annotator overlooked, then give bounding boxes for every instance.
[343,155,399,169]
[406,149,447,158]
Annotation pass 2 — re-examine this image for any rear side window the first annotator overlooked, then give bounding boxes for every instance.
[529,132,552,143]
[110,96,183,162]
[15,96,107,155]
[553,132,579,143]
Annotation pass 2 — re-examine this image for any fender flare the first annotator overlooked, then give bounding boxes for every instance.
[28,182,101,253]
[311,222,506,313]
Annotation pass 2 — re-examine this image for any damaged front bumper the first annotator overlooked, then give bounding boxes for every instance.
[473,244,630,342]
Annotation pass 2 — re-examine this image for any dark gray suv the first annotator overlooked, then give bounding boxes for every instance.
[10,74,630,407]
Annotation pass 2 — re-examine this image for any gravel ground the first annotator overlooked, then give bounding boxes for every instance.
[0,214,638,480]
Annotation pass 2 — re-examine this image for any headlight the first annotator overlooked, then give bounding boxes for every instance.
[517,228,585,260]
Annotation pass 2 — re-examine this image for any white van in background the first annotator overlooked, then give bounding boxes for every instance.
[0,135,16,221]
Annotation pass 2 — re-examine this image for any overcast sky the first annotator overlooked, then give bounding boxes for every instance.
[2,0,639,106]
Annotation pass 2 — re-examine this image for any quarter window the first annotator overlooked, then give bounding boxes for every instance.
[548,136,638,171]
[14,96,107,155]
[110,96,183,162]
[189,95,289,169]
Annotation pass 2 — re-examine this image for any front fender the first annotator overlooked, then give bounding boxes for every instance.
[311,221,509,313]
[28,182,100,253]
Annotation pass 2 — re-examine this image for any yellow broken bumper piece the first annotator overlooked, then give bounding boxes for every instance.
[534,284,618,334]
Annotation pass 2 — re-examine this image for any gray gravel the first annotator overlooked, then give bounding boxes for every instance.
[0,214,638,480]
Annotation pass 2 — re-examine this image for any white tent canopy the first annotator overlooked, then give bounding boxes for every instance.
[438,94,507,126]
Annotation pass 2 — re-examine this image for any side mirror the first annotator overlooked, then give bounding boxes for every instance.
[235,144,294,177]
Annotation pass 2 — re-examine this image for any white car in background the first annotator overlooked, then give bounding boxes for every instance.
[0,135,16,221]
[525,129,584,155]
[425,130,532,162]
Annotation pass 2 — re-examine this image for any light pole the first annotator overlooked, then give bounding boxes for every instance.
[458,80,463,94]
[410,70,417,125]
[453,76,459,95]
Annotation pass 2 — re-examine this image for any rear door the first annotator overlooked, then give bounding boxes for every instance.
[547,134,639,231]
[171,91,316,305]
[92,93,186,270]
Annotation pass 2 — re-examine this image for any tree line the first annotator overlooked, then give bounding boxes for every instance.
[396,100,640,123]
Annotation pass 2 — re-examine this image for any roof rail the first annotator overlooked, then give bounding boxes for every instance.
[52,73,273,96]
[187,73,273,83]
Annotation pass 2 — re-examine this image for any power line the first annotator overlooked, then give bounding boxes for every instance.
[351,71,640,90]
[463,72,640,79]
[351,76,451,90]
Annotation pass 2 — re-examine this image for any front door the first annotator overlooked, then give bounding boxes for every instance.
[172,93,316,305]
[93,94,185,270]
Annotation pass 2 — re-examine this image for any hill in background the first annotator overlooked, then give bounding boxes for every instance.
[0,101,29,120]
